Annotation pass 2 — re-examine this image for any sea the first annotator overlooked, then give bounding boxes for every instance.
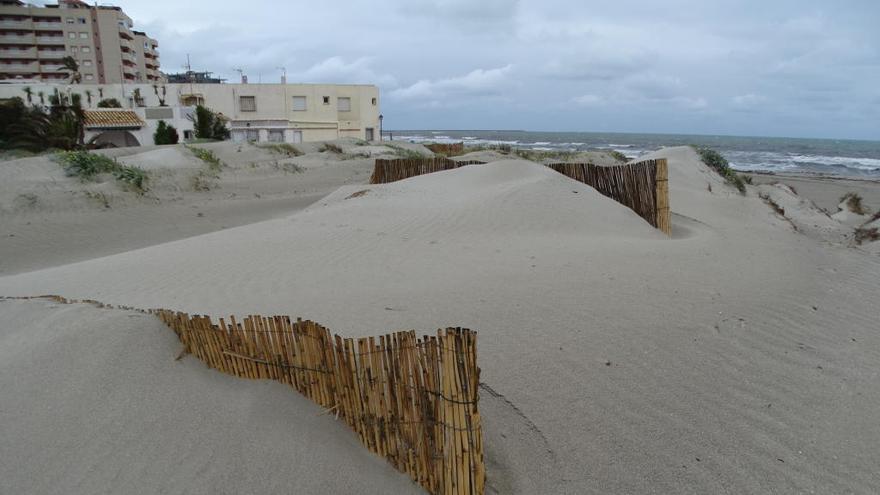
[388,130,880,177]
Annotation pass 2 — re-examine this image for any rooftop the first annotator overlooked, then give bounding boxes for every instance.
[83,109,144,129]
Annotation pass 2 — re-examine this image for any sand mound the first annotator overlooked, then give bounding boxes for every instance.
[116,145,205,171]
[0,160,662,318]
[757,183,849,242]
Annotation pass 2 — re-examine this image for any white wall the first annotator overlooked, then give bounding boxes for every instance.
[0,82,381,142]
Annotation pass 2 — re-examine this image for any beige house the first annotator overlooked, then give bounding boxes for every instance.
[0,82,382,145]
[0,0,161,84]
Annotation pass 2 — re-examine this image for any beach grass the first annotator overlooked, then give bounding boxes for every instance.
[258,142,303,157]
[187,146,224,171]
[840,192,867,215]
[692,146,747,194]
[56,150,149,192]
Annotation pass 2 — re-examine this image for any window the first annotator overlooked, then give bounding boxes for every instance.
[82,60,92,67]
[66,17,74,23]
[78,17,86,24]
[144,41,148,49]
[239,96,256,112]
[84,74,93,81]
[81,46,90,53]
[371,97,377,105]
[68,32,76,39]
[70,46,78,53]
[292,96,306,111]
[322,96,330,105]
[338,97,351,112]
[79,32,88,39]
[268,130,284,142]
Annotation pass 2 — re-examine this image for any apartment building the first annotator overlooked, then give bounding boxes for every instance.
[0,82,381,146]
[0,0,160,84]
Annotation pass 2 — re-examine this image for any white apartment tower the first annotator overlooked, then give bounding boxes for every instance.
[0,0,160,83]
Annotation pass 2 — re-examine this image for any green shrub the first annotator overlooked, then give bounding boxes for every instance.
[692,146,746,194]
[115,165,148,192]
[153,120,179,145]
[56,150,149,192]
[57,150,118,180]
[96,98,122,108]
[188,146,223,171]
[190,105,229,140]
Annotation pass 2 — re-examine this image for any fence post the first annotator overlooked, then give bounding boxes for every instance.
[655,158,671,235]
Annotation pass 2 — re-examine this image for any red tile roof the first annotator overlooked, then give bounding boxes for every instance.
[83,110,144,129]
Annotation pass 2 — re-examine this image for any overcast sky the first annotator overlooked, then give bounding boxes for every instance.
[114,0,877,139]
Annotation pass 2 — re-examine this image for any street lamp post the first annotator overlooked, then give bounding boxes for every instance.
[379,114,383,142]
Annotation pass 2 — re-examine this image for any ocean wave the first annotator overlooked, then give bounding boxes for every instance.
[787,154,880,170]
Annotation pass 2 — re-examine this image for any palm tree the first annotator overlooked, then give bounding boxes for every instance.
[69,92,85,146]
[23,86,33,105]
[37,91,45,106]
[57,56,81,84]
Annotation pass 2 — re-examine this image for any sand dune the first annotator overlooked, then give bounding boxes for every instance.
[2,146,879,493]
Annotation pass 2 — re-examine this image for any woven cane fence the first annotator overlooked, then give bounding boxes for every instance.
[370,157,486,184]
[546,159,670,234]
[3,295,485,495]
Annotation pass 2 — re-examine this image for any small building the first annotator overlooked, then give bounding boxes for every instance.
[0,81,381,145]
[81,107,194,147]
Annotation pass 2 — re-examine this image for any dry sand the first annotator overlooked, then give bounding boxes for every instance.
[1,144,879,494]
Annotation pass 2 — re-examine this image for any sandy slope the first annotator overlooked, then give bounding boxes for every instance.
[0,297,421,495]
[0,140,404,274]
[2,146,879,494]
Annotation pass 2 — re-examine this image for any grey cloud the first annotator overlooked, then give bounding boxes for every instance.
[119,0,878,139]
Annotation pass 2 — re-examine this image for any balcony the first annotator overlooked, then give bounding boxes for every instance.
[0,5,32,15]
[37,48,64,59]
[0,33,35,44]
[1,61,38,73]
[0,47,36,58]
[35,35,64,45]
[118,25,133,40]
[33,22,62,31]
[39,63,64,71]
[0,19,33,29]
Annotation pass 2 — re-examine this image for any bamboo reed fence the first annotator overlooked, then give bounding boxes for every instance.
[371,157,486,185]
[546,159,671,234]
[370,156,671,235]
[3,294,485,495]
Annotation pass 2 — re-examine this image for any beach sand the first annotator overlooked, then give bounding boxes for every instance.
[1,143,878,494]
